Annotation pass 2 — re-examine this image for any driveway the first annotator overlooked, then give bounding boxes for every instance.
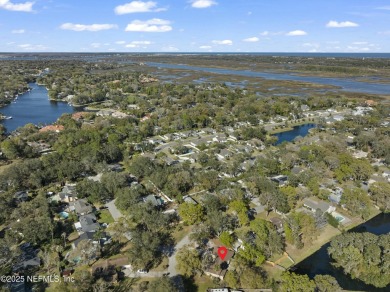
[167,233,191,276]
[106,199,123,221]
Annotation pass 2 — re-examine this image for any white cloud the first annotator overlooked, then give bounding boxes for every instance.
[212,39,233,45]
[60,23,118,32]
[286,30,307,36]
[243,37,259,42]
[326,21,359,28]
[11,29,25,34]
[18,44,47,50]
[378,31,390,35]
[260,31,269,36]
[114,1,166,15]
[352,41,367,45]
[91,43,101,48]
[115,41,126,45]
[0,0,34,12]
[124,40,152,48]
[199,45,212,49]
[125,18,172,32]
[191,0,217,9]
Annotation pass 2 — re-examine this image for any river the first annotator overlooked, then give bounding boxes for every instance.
[145,62,390,95]
[294,213,390,291]
[0,83,75,133]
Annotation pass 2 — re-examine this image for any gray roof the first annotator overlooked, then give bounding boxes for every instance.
[144,195,163,207]
[73,232,97,248]
[303,198,331,213]
[74,199,93,215]
[79,214,100,232]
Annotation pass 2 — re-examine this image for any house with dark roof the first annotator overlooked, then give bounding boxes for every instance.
[75,213,100,233]
[13,191,28,204]
[72,232,98,249]
[271,175,288,187]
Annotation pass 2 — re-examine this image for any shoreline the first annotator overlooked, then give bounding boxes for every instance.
[284,208,382,270]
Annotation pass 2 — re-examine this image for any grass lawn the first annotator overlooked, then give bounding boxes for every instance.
[68,231,79,241]
[286,225,341,268]
[98,209,115,224]
[194,275,219,292]
[172,225,192,243]
[151,257,169,272]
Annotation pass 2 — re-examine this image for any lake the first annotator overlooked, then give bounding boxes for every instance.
[294,213,390,291]
[145,62,390,95]
[0,83,75,133]
[274,124,316,145]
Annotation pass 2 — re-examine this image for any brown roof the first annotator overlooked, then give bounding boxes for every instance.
[39,125,65,133]
[72,112,89,120]
[365,100,377,106]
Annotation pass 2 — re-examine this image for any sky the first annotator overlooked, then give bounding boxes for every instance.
[1,0,390,53]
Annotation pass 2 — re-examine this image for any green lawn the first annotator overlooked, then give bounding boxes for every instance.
[98,209,115,224]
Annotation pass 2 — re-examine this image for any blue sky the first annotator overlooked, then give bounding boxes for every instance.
[1,0,390,52]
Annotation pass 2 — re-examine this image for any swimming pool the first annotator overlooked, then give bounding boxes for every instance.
[59,211,69,219]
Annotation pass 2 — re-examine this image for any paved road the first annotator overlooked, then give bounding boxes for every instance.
[167,233,192,276]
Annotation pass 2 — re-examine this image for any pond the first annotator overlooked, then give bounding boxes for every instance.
[0,83,76,133]
[293,213,390,291]
[274,124,316,145]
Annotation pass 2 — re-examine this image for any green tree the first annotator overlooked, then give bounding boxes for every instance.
[370,182,390,212]
[279,272,316,292]
[219,231,234,248]
[314,275,342,292]
[176,246,202,277]
[178,202,204,225]
[148,277,178,292]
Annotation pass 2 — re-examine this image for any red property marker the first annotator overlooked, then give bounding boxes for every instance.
[218,246,228,261]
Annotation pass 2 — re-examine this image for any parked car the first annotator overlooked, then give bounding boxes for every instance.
[137,269,148,274]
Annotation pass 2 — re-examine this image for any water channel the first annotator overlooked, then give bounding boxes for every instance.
[294,213,390,291]
[145,62,390,95]
[0,83,75,133]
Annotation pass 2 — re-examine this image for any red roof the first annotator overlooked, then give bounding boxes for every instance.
[39,125,65,133]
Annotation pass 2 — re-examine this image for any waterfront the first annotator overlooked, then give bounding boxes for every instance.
[294,213,390,291]
[145,62,390,95]
[0,83,75,133]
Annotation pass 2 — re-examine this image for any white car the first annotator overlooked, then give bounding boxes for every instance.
[137,269,148,274]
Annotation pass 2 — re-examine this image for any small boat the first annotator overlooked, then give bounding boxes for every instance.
[4,116,12,119]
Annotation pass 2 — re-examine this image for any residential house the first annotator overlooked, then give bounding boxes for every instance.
[301,104,310,111]
[72,232,98,249]
[13,191,28,204]
[204,247,235,280]
[183,195,198,205]
[143,195,164,208]
[328,187,343,205]
[216,149,232,160]
[59,184,77,203]
[303,197,336,214]
[213,134,228,143]
[271,175,288,187]
[73,199,93,215]
[75,213,100,233]
[269,217,284,232]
